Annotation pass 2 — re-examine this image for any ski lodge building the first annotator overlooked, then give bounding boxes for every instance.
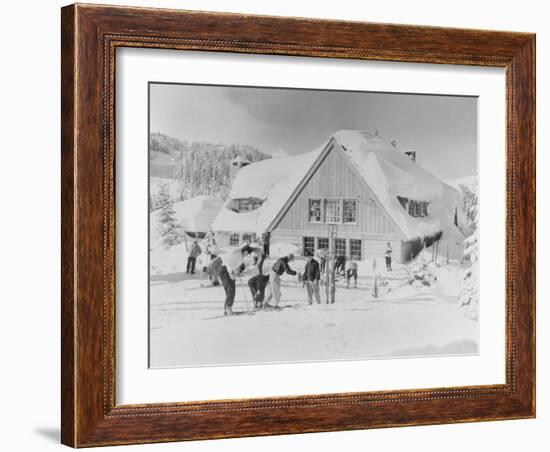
[211,130,462,263]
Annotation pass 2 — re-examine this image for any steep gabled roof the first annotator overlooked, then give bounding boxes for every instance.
[333,130,456,239]
[211,141,326,233]
[212,130,460,240]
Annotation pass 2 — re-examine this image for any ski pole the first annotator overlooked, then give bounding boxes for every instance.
[237,275,250,311]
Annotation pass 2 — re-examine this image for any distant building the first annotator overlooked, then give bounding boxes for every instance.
[402,149,417,162]
[212,130,462,262]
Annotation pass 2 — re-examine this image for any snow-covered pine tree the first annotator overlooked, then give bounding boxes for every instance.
[156,184,181,248]
[459,188,479,319]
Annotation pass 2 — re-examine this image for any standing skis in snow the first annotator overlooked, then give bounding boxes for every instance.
[303,251,321,304]
[385,242,393,272]
[265,254,297,308]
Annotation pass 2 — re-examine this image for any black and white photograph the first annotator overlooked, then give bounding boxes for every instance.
[148,83,479,368]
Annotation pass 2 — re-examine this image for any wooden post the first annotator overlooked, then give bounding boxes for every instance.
[326,224,337,304]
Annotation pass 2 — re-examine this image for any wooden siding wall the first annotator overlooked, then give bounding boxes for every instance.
[271,229,403,263]
[276,143,398,235]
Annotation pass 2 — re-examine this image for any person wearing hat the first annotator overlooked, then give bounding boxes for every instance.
[264,253,297,309]
[303,250,321,304]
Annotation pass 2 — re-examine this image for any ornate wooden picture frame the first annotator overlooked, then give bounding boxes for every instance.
[61,3,535,447]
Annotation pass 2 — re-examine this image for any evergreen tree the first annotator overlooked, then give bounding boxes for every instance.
[149,132,271,202]
[156,184,181,248]
[459,184,479,319]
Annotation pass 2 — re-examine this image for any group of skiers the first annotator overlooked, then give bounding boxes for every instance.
[188,231,394,316]
[203,242,293,316]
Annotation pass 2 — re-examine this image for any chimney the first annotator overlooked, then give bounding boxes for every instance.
[231,155,250,169]
[229,156,251,184]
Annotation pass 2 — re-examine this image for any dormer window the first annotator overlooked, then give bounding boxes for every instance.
[230,198,264,212]
[397,196,429,217]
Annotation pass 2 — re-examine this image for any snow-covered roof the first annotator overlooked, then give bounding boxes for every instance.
[213,130,460,240]
[446,175,478,193]
[333,130,457,239]
[211,143,326,233]
[151,196,224,249]
[175,195,224,232]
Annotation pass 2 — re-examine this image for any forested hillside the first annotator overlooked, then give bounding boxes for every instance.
[149,132,271,203]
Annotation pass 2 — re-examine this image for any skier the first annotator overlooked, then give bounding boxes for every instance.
[209,243,259,316]
[335,254,347,276]
[264,253,297,309]
[303,251,321,304]
[346,259,358,288]
[247,252,269,308]
[204,231,219,285]
[252,244,262,266]
[385,242,393,271]
[317,248,327,273]
[204,230,218,260]
[262,231,271,258]
[186,239,202,275]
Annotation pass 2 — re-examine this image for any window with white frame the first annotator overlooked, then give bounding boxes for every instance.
[343,199,358,224]
[242,232,257,243]
[229,233,240,246]
[308,198,323,223]
[350,239,362,260]
[334,238,346,257]
[325,199,341,223]
[317,237,329,250]
[303,236,315,256]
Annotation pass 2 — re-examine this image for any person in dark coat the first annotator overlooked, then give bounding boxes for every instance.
[303,251,321,304]
[186,240,202,274]
[262,231,271,258]
[247,253,270,308]
[346,260,358,288]
[217,263,236,316]
[334,255,347,276]
[248,273,270,308]
[265,254,296,308]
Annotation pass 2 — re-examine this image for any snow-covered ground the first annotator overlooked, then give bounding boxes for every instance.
[149,253,478,368]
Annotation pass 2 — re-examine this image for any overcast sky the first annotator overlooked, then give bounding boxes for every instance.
[149,83,477,181]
